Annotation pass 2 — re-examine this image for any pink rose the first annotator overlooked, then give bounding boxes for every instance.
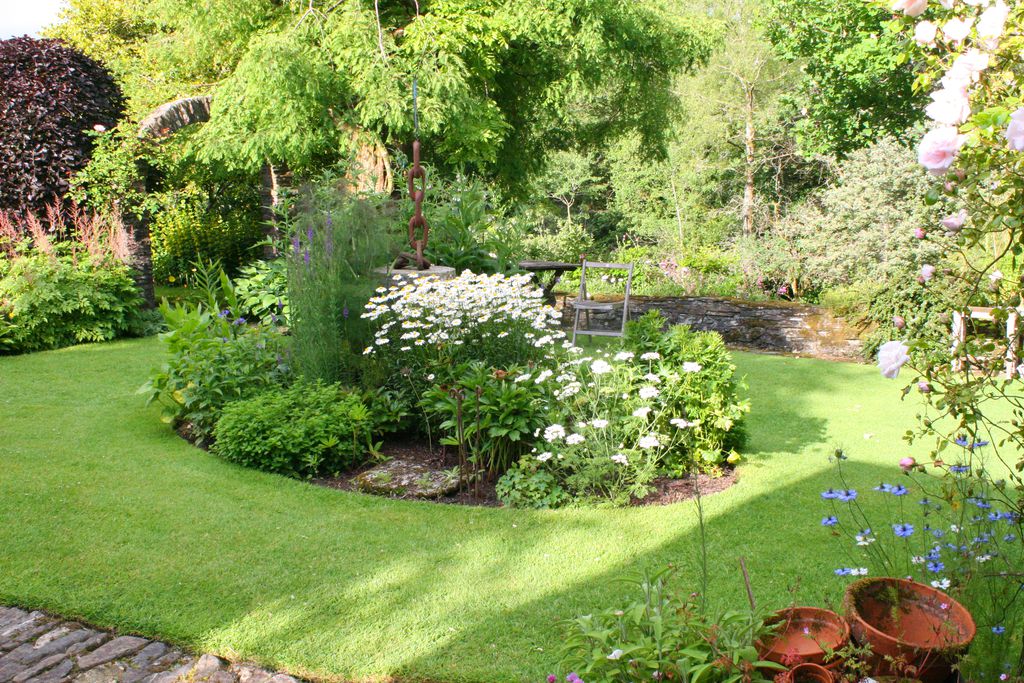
[941,209,968,230]
[900,456,918,470]
[952,50,990,82]
[925,87,971,125]
[918,126,965,175]
[892,0,929,16]
[914,227,927,239]
[893,315,907,329]
[942,17,974,43]
[878,341,911,379]
[921,264,937,281]
[978,1,1009,39]
[1004,107,1024,151]
[915,20,938,45]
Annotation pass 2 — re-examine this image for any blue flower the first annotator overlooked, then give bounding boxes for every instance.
[821,489,840,500]
[874,483,893,493]
[218,309,231,318]
[822,516,839,527]
[954,437,989,450]
[988,512,1001,522]
[949,464,970,474]
[926,547,942,561]
[893,523,915,538]
[838,489,858,502]
[992,626,1005,635]
[919,498,931,505]
[232,317,246,326]
[932,528,945,538]
[891,484,909,496]
[1004,534,1017,542]
[834,568,853,576]
[926,561,945,573]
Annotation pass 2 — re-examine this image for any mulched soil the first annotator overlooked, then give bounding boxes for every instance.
[631,470,738,506]
[174,426,737,508]
[313,438,737,507]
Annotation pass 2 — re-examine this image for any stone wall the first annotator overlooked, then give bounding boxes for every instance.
[558,295,867,362]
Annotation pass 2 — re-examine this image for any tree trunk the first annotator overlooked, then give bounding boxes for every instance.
[127,168,157,307]
[741,87,757,237]
[346,128,392,194]
[258,162,291,259]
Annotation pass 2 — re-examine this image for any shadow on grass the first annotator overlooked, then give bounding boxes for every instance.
[186,460,908,682]
[1,338,926,683]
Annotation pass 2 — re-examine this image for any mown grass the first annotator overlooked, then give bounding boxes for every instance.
[0,338,945,682]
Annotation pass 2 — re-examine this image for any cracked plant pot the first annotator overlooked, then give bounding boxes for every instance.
[843,577,975,683]
[759,607,850,669]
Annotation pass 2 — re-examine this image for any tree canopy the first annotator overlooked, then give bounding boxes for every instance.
[53,0,716,194]
[764,0,926,157]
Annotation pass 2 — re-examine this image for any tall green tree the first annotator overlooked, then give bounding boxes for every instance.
[764,0,926,157]
[136,0,714,194]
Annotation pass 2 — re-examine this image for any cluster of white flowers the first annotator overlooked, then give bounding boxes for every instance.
[544,424,567,442]
[637,435,660,449]
[361,271,563,354]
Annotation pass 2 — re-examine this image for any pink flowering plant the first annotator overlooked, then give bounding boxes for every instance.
[862,3,1024,674]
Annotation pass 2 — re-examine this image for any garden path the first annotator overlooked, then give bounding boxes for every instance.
[0,606,302,683]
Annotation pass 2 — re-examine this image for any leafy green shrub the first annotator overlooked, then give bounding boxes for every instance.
[662,247,745,297]
[744,136,950,299]
[141,274,290,445]
[0,253,143,354]
[213,381,375,478]
[522,219,595,265]
[559,568,781,683]
[421,362,549,477]
[423,180,510,274]
[151,187,263,283]
[494,465,569,509]
[624,311,749,471]
[233,258,288,325]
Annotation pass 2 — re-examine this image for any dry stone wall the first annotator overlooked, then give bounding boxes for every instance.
[559,295,866,362]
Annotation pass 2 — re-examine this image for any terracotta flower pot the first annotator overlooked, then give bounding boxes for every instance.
[760,607,850,668]
[843,577,975,683]
[783,663,834,683]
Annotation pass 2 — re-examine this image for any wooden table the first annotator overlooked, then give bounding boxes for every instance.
[518,260,580,304]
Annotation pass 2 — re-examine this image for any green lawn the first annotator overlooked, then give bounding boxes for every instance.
[0,338,938,682]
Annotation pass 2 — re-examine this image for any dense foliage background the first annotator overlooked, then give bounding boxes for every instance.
[3,0,1010,356]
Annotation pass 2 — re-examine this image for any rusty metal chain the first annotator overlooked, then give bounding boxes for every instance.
[407,139,429,269]
[393,78,431,271]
